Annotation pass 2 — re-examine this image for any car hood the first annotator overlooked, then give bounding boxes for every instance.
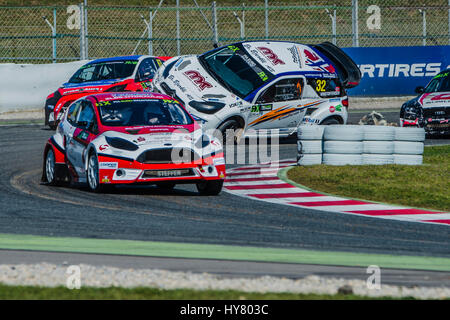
[160,55,237,104]
[418,92,450,108]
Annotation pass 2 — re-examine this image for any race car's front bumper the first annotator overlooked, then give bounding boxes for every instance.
[96,153,226,185]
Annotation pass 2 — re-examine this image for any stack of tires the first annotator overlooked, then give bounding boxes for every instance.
[322,125,363,165]
[393,127,425,165]
[296,126,324,165]
[362,126,395,165]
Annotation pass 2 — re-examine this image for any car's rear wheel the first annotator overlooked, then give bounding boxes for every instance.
[196,180,223,196]
[321,117,340,125]
[87,153,104,193]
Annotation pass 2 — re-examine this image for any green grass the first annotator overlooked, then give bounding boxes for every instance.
[0,284,408,300]
[287,145,450,212]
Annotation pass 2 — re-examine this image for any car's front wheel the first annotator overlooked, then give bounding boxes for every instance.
[87,153,104,193]
[217,119,243,145]
[196,180,223,196]
[44,149,59,185]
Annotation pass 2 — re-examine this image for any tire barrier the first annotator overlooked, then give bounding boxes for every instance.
[323,153,363,165]
[296,125,325,165]
[297,125,425,166]
[297,125,324,140]
[323,141,363,154]
[394,141,424,155]
[363,126,395,141]
[362,154,394,165]
[322,125,364,141]
[394,127,426,142]
[363,141,395,154]
[297,140,322,154]
[394,154,424,165]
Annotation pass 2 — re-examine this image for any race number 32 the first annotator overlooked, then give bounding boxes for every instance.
[316,79,327,92]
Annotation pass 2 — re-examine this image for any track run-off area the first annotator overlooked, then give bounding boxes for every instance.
[0,123,449,284]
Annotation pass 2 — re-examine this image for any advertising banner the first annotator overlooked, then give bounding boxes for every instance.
[342,46,450,96]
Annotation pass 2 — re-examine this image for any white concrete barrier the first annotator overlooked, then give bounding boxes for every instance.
[0,60,90,113]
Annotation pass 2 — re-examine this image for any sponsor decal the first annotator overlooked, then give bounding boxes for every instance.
[213,157,226,166]
[329,106,336,113]
[251,104,273,113]
[229,101,243,108]
[358,63,441,78]
[184,70,213,91]
[99,144,109,151]
[302,117,321,124]
[101,176,111,183]
[77,131,89,140]
[335,104,343,112]
[99,162,118,169]
[257,47,285,65]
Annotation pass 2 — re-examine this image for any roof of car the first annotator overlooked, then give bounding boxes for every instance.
[87,55,143,64]
[203,40,337,78]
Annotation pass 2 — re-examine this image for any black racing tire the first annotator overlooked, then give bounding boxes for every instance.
[320,117,340,125]
[196,180,224,196]
[86,153,105,193]
[217,119,242,145]
[44,149,62,186]
[155,182,176,190]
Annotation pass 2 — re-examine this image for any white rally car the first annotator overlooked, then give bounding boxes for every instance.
[41,92,226,194]
[152,41,360,139]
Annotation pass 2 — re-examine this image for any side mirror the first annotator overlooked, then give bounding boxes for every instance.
[415,86,425,94]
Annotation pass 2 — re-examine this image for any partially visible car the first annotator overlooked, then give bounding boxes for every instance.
[42,92,225,195]
[45,55,171,129]
[400,69,450,136]
[152,41,360,140]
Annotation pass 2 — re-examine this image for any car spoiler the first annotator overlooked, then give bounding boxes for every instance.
[310,42,361,89]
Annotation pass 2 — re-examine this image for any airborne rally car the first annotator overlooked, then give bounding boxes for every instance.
[400,69,450,136]
[152,41,360,139]
[42,92,226,195]
[45,55,170,129]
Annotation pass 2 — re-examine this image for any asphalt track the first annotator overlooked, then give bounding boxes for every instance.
[0,112,449,286]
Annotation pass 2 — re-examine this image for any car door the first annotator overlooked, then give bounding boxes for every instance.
[64,100,82,170]
[66,100,98,175]
[247,77,307,131]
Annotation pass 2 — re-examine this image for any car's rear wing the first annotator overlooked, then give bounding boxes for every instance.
[310,42,361,89]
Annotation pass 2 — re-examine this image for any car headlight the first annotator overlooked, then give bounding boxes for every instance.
[105,136,139,151]
[188,101,226,115]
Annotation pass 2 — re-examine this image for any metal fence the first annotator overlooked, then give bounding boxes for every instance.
[1,0,450,64]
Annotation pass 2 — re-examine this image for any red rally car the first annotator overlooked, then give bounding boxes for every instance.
[45,55,170,129]
[42,92,226,195]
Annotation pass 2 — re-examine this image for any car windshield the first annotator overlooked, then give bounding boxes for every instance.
[69,60,138,83]
[424,72,450,93]
[199,44,274,98]
[98,99,193,126]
